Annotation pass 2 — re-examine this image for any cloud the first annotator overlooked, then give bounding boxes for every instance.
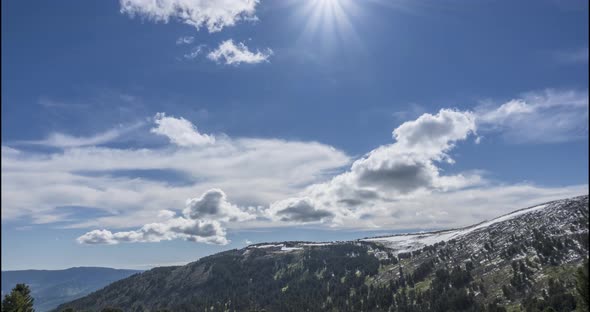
[183,188,255,221]
[183,45,206,59]
[77,188,248,245]
[1,115,350,230]
[476,89,588,143]
[266,109,482,223]
[207,40,272,65]
[77,218,228,245]
[151,112,215,146]
[176,36,194,45]
[119,0,259,33]
[553,47,588,64]
[3,96,588,243]
[16,123,143,148]
[268,197,334,223]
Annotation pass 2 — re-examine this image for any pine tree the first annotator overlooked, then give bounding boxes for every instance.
[576,259,589,312]
[1,284,35,312]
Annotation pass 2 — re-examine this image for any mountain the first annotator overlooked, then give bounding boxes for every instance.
[1,267,141,312]
[56,195,589,312]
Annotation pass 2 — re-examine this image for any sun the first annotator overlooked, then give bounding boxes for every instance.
[293,0,361,44]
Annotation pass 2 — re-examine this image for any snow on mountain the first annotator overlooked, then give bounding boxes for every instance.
[362,201,554,254]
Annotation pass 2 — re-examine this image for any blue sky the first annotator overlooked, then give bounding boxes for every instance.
[1,0,588,270]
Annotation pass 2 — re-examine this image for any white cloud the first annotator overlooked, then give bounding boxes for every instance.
[476,89,588,143]
[176,36,194,45]
[151,112,215,146]
[3,98,588,244]
[157,209,177,219]
[183,44,206,59]
[207,40,272,65]
[183,188,256,222]
[266,109,482,225]
[119,0,259,33]
[77,218,228,245]
[77,188,256,245]
[1,115,350,230]
[16,123,143,148]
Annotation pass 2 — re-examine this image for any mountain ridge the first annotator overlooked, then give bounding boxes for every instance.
[56,195,589,312]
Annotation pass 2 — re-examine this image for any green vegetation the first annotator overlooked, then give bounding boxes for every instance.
[2,284,35,312]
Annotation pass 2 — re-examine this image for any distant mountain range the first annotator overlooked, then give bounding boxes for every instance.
[56,195,589,312]
[1,267,141,312]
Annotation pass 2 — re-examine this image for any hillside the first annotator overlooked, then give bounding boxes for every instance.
[56,195,589,312]
[1,267,141,312]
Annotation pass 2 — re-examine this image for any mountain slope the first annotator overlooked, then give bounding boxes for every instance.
[1,267,141,312]
[56,195,589,312]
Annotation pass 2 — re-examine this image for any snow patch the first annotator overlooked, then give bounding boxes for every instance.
[363,203,549,254]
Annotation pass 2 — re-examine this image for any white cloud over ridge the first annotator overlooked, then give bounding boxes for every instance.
[120,0,259,33]
[266,109,482,225]
[3,89,588,245]
[207,40,272,65]
[77,218,228,245]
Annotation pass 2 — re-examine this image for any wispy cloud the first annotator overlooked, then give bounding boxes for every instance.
[207,40,273,65]
[3,91,587,245]
[476,89,588,143]
[15,123,144,148]
[183,44,206,60]
[175,36,194,45]
[553,47,589,64]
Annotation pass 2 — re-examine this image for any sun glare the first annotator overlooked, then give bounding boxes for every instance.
[294,0,361,43]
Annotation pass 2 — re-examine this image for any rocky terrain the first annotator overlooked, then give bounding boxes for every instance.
[56,195,589,312]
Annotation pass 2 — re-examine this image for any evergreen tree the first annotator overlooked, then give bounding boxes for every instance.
[1,284,35,312]
[576,259,589,312]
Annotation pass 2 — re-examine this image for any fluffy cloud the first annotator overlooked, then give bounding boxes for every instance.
[1,114,350,230]
[120,0,259,33]
[151,112,215,146]
[476,89,588,143]
[268,197,334,223]
[266,109,481,224]
[77,188,250,245]
[77,218,228,245]
[207,40,272,65]
[3,93,588,244]
[183,188,256,221]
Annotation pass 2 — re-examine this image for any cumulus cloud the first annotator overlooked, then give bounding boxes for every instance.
[266,109,481,224]
[1,114,349,229]
[207,40,272,65]
[77,218,228,245]
[183,188,256,221]
[3,94,588,242]
[77,188,250,245]
[476,89,588,143]
[119,0,259,33]
[151,112,215,146]
[268,197,334,223]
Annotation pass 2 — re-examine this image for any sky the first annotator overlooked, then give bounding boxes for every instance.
[1,0,588,270]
